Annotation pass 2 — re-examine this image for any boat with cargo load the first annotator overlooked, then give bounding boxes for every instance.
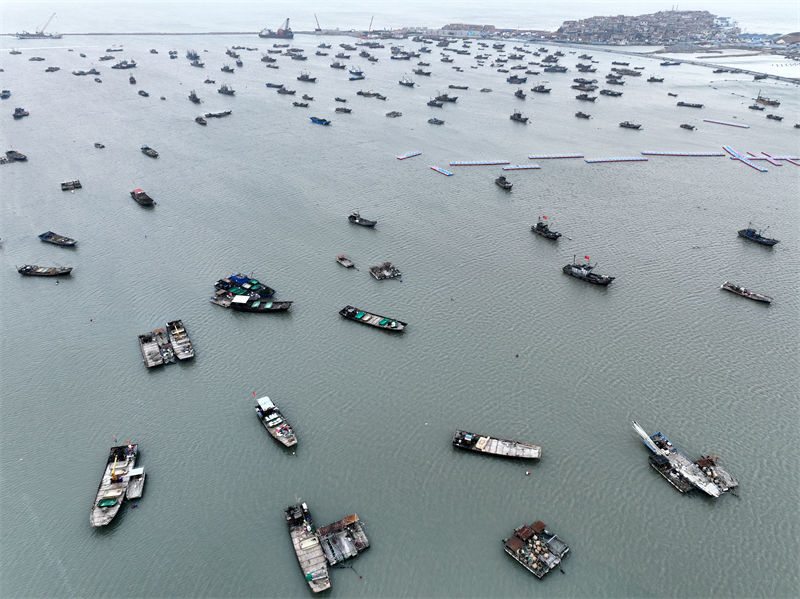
[255,395,297,447]
[503,521,569,579]
[631,420,738,496]
[720,282,772,304]
[453,430,541,459]
[17,265,72,276]
[90,444,139,527]
[339,305,406,331]
[214,273,275,298]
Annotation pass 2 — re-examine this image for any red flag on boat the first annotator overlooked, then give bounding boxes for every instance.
[252,392,257,397]
[542,215,547,219]
[584,256,590,260]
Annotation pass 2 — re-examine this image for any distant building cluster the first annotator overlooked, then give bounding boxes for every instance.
[556,10,740,45]
[440,23,496,37]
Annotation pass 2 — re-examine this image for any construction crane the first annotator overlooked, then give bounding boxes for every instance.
[38,12,57,35]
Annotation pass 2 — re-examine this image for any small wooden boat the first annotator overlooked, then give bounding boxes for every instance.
[680,124,695,130]
[254,395,297,447]
[229,297,292,312]
[453,430,541,459]
[17,265,72,276]
[166,319,194,360]
[130,189,154,206]
[339,305,406,331]
[335,107,351,113]
[38,231,77,246]
[61,180,82,191]
[90,444,139,527]
[195,116,207,125]
[495,176,512,190]
[140,145,158,158]
[721,282,772,304]
[348,211,376,227]
[619,121,641,129]
[138,332,164,367]
[336,254,355,268]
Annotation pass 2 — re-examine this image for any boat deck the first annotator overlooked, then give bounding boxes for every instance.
[317,514,370,566]
[139,335,164,368]
[453,430,541,459]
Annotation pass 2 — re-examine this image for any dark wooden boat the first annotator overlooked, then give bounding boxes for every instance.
[495,176,512,190]
[140,145,158,158]
[721,281,772,304]
[619,121,641,129]
[510,111,528,123]
[562,257,614,285]
[61,180,82,191]
[38,231,76,246]
[195,116,207,125]
[254,396,297,447]
[680,124,695,130]
[339,305,406,331]
[130,188,154,206]
[530,217,561,240]
[738,225,779,246]
[17,264,72,276]
[575,111,591,119]
[453,430,541,458]
[211,293,293,311]
[348,211,376,227]
[677,101,703,108]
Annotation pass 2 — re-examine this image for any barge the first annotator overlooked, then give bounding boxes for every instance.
[631,420,738,496]
[453,430,541,459]
[38,231,76,246]
[90,444,139,527]
[17,265,72,276]
[503,521,569,579]
[339,305,406,331]
[720,282,772,304]
[166,320,194,360]
[317,514,370,566]
[369,261,401,280]
[255,395,297,447]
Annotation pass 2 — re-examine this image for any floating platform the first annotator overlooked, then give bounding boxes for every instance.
[317,514,370,566]
[723,146,768,172]
[429,165,453,176]
[585,157,648,164]
[449,160,510,166]
[640,151,725,157]
[528,154,583,160]
[397,151,421,160]
[502,165,541,171]
[703,119,749,128]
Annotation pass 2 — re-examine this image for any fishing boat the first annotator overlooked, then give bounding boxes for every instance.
[277,87,295,95]
[336,254,354,268]
[575,111,591,119]
[188,90,201,103]
[218,84,235,95]
[293,102,309,108]
[738,224,779,246]
[531,85,550,93]
[766,114,783,121]
[138,331,163,367]
[195,116,207,125]
[254,395,297,447]
[398,75,415,87]
[12,107,29,119]
[530,217,561,240]
[631,420,738,496]
[599,89,622,97]
[647,76,664,82]
[90,444,139,527]
[6,150,26,161]
[17,265,72,276]
[720,282,772,304]
[503,521,569,579]
[748,104,765,111]
[348,212,376,227]
[310,116,330,125]
[140,145,158,158]
[138,90,149,97]
[221,65,234,73]
[575,93,596,102]
[427,99,443,107]
[510,111,528,123]
[755,91,780,107]
[302,94,313,101]
[335,107,351,113]
[495,176,512,190]
[61,180,82,191]
[619,121,641,129]
[297,71,316,83]
[339,305,406,331]
[285,503,330,593]
[428,117,445,125]
[562,256,614,285]
[205,111,231,118]
[453,430,541,459]
[514,89,526,99]
[38,231,76,246]
[677,101,703,108]
[130,189,154,206]
[680,124,695,130]
[385,111,402,118]
[129,76,136,84]
[166,319,194,360]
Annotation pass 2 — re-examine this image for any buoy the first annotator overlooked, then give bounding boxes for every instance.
[525,471,530,475]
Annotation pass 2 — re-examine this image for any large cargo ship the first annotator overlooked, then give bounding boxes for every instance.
[259,18,293,39]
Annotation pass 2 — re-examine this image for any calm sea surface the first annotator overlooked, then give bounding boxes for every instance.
[1,25,799,599]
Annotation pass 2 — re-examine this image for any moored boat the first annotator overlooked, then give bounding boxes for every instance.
[140,145,158,158]
[510,111,528,123]
[17,265,72,276]
[348,211,376,227]
[166,319,194,360]
[453,430,541,459]
[680,123,695,130]
[214,294,293,312]
[503,522,569,579]
[339,305,406,331]
[310,116,330,125]
[195,116,207,125]
[720,281,772,303]
[677,101,703,108]
[61,179,82,191]
[285,503,330,593]
[254,395,297,447]
[619,121,641,129]
[90,444,139,527]
[562,256,614,285]
[215,273,275,298]
[38,231,76,246]
[575,111,591,119]
[738,224,778,246]
[531,217,561,240]
[138,331,164,367]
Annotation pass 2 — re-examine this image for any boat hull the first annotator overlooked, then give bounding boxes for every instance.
[339,305,406,331]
